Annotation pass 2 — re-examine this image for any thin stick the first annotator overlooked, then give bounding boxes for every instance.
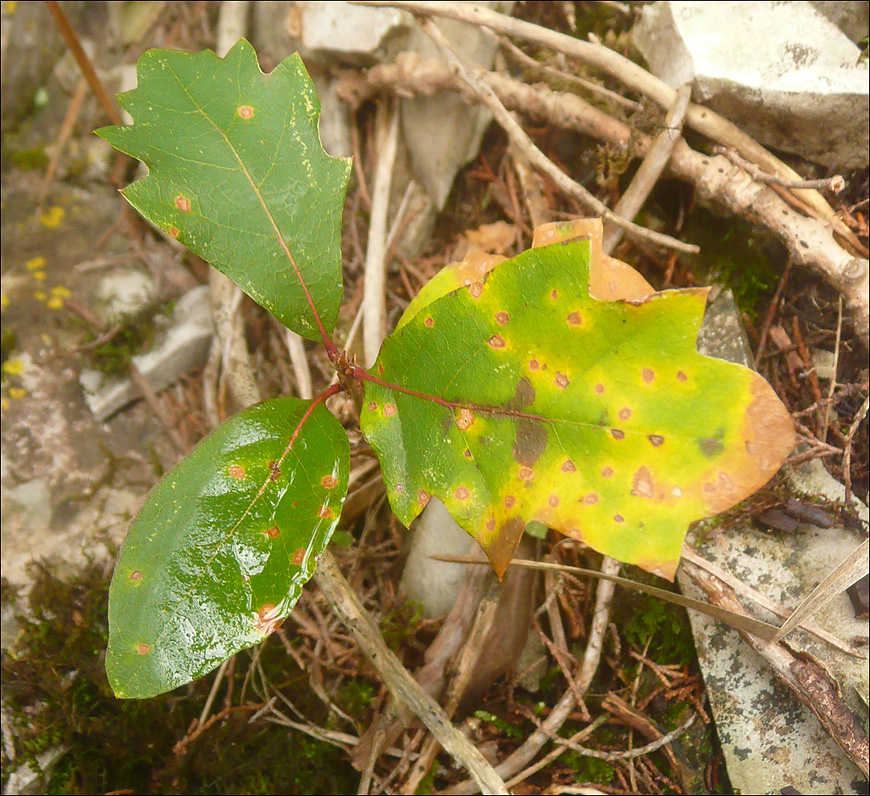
[419,18,698,255]
[497,34,639,111]
[843,395,870,503]
[712,147,845,194]
[314,551,509,795]
[284,329,313,400]
[363,98,401,367]
[504,715,608,789]
[352,0,862,254]
[45,1,122,126]
[821,297,842,442]
[443,556,622,795]
[602,83,692,254]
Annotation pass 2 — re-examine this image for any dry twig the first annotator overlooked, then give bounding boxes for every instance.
[419,18,699,255]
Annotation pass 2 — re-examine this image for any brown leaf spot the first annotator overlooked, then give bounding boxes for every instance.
[555,372,569,389]
[384,403,397,417]
[648,434,665,447]
[424,316,434,328]
[550,289,558,299]
[136,644,151,655]
[561,459,576,472]
[519,466,534,481]
[264,525,280,538]
[698,436,724,458]
[395,483,405,493]
[455,486,470,500]
[672,486,683,498]
[488,333,506,349]
[368,401,377,411]
[228,464,246,479]
[255,604,283,636]
[485,518,496,532]
[529,359,540,371]
[321,475,338,489]
[470,281,484,298]
[238,105,255,119]
[642,368,655,383]
[456,407,475,430]
[292,548,305,566]
[618,407,631,421]
[602,467,614,478]
[610,429,625,440]
[417,489,430,507]
[594,383,605,394]
[632,466,655,498]
[169,226,180,238]
[129,571,143,581]
[584,493,599,505]
[495,311,510,325]
[269,461,281,480]
[676,370,688,382]
[504,495,516,509]
[513,418,546,466]
[317,505,334,519]
[174,195,191,212]
[614,514,625,523]
[567,311,582,326]
[548,494,559,507]
[508,377,535,409]
[463,449,472,458]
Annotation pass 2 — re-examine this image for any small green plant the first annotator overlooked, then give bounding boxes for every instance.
[99,41,795,700]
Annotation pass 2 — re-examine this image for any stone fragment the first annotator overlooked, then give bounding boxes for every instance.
[80,285,214,421]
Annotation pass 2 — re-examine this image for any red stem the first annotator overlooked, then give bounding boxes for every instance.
[351,366,551,424]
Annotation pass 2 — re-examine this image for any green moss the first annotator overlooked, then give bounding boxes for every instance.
[681,211,786,318]
[472,710,523,739]
[380,599,424,651]
[1,562,359,795]
[561,752,615,785]
[1,146,50,172]
[75,309,160,379]
[614,570,696,667]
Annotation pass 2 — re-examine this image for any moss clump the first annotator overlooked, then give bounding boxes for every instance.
[1,562,359,794]
[77,309,160,379]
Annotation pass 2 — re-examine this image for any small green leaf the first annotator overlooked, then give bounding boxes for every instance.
[361,238,794,580]
[107,398,349,699]
[97,40,350,340]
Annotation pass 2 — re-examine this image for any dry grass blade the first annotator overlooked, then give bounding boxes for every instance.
[772,538,870,643]
[434,556,784,641]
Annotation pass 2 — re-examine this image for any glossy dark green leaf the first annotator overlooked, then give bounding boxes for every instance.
[107,398,349,698]
[97,40,349,340]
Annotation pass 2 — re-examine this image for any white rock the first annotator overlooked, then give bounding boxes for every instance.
[399,496,477,618]
[94,266,156,324]
[80,285,214,421]
[300,1,409,58]
[634,1,869,169]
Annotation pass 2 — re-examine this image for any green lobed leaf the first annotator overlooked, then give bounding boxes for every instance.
[107,397,349,699]
[97,40,350,340]
[361,238,794,580]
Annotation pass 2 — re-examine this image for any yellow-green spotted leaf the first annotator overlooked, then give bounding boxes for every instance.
[361,238,794,580]
[97,40,349,340]
[107,398,349,699]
